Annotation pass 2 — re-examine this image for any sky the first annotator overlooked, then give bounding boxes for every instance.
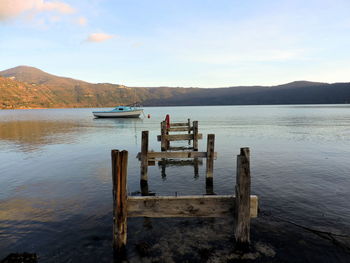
[1,0,350,87]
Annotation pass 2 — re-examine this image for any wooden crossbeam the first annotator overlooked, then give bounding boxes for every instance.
[158,159,203,166]
[157,134,203,141]
[170,123,189,127]
[127,195,258,218]
[168,127,193,132]
[138,151,217,160]
[168,146,194,151]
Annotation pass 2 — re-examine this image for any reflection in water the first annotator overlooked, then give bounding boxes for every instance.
[0,198,54,222]
[0,121,80,152]
[93,117,143,145]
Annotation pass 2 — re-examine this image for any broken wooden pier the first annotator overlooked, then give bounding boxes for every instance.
[138,135,216,194]
[138,118,217,194]
[112,147,259,255]
[158,118,201,151]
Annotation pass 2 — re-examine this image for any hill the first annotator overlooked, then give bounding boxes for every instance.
[0,66,349,109]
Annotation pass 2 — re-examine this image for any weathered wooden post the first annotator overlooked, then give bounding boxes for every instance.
[205,134,215,194]
[193,121,199,151]
[187,118,191,145]
[140,131,149,195]
[111,150,128,255]
[166,123,170,151]
[205,134,215,178]
[161,121,167,151]
[234,147,251,249]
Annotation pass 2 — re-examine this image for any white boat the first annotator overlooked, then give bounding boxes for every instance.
[93,106,143,118]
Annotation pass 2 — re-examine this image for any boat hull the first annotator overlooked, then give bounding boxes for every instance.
[93,109,143,118]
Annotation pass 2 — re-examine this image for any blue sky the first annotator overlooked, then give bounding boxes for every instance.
[1,0,350,87]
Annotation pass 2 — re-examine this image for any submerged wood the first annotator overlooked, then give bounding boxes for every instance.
[127,195,258,218]
[194,157,199,177]
[140,179,149,196]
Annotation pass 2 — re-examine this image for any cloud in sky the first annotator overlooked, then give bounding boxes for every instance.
[86,33,114,43]
[77,16,87,26]
[0,0,75,21]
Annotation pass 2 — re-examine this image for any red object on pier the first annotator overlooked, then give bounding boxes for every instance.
[165,114,170,129]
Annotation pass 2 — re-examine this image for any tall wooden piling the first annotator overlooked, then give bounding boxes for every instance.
[234,147,251,249]
[166,123,170,150]
[193,121,199,151]
[161,121,167,151]
[140,131,149,195]
[205,134,215,194]
[206,134,215,178]
[187,118,191,145]
[111,150,128,254]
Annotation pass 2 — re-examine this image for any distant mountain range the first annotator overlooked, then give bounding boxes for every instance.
[1,66,349,109]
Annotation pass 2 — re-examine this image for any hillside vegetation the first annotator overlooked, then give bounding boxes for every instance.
[1,66,350,109]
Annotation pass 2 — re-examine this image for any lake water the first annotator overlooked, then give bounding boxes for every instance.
[0,105,350,262]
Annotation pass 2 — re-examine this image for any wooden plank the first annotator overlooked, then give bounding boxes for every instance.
[235,147,251,247]
[158,159,203,166]
[206,134,215,178]
[140,131,148,182]
[111,150,128,253]
[146,151,217,159]
[169,127,193,132]
[137,151,217,160]
[193,121,199,151]
[170,123,189,127]
[157,134,203,141]
[168,146,194,151]
[127,195,258,218]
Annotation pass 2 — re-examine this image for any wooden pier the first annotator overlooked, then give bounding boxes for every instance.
[138,118,216,190]
[112,148,258,254]
[138,130,216,195]
[112,117,259,256]
[158,118,201,151]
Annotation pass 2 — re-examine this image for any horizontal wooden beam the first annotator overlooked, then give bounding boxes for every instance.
[157,134,203,141]
[168,146,194,151]
[168,127,192,132]
[139,151,217,160]
[127,195,258,218]
[170,123,189,127]
[158,159,203,166]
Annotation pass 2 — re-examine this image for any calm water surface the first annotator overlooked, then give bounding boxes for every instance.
[0,105,350,262]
